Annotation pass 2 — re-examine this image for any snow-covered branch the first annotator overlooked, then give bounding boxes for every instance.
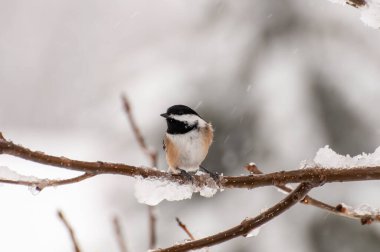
[246,163,380,225]
[0,165,93,191]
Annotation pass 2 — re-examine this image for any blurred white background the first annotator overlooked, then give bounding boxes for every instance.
[1,0,380,251]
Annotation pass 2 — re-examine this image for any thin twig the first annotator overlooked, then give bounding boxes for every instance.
[335,203,380,224]
[0,173,94,191]
[176,217,195,240]
[113,216,128,252]
[57,210,81,252]
[245,163,380,224]
[148,206,157,248]
[154,182,315,252]
[121,94,158,167]
[121,95,158,249]
[3,134,380,189]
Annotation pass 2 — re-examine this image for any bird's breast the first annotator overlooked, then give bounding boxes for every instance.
[165,126,212,168]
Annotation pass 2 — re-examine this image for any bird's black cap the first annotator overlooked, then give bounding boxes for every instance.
[160,105,199,118]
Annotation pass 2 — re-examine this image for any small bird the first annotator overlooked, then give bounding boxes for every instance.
[161,105,216,180]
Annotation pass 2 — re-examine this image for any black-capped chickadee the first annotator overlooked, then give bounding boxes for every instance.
[161,105,217,180]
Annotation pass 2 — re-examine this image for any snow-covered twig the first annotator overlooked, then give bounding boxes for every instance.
[175,217,195,240]
[153,182,315,252]
[0,166,94,191]
[113,216,128,252]
[57,210,81,252]
[245,163,380,224]
[121,95,157,249]
[335,203,380,224]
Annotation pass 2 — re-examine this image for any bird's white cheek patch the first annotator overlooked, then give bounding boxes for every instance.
[170,114,207,127]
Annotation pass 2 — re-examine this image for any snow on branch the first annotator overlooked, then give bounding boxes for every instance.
[312,145,380,168]
[336,203,380,224]
[134,172,218,206]
[0,165,93,193]
[327,0,380,28]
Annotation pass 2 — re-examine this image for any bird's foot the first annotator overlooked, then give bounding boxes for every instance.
[177,169,194,183]
[200,166,220,182]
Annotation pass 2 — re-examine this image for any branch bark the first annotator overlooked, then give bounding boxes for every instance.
[2,135,380,189]
[245,163,380,224]
[176,217,195,240]
[153,182,315,252]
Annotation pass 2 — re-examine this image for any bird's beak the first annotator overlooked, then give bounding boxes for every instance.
[160,113,169,118]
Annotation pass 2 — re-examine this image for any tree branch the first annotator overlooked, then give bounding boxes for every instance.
[57,210,81,252]
[245,163,380,224]
[2,134,380,189]
[153,182,315,252]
